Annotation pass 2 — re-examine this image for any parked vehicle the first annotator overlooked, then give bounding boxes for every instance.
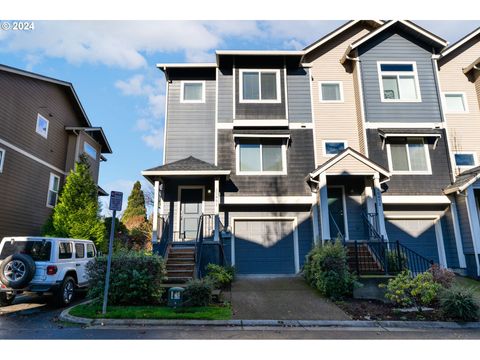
[0,237,96,307]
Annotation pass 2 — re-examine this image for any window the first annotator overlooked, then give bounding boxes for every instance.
[387,138,431,174]
[181,81,205,103]
[36,113,49,138]
[443,93,468,113]
[86,244,96,258]
[239,69,281,103]
[319,81,344,102]
[75,243,85,258]
[0,240,52,262]
[84,142,97,159]
[323,141,347,156]
[47,173,60,208]
[0,148,5,173]
[378,62,421,102]
[58,242,73,259]
[237,140,286,175]
[454,152,476,168]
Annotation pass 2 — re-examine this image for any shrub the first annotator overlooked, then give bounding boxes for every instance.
[440,286,479,322]
[428,264,455,288]
[183,279,212,307]
[86,250,167,305]
[303,241,355,300]
[386,250,408,273]
[205,264,235,289]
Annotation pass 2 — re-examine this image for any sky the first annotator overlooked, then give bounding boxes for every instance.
[1,20,479,214]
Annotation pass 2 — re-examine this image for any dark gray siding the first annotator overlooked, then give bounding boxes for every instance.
[218,129,314,196]
[366,129,452,195]
[164,79,216,164]
[441,208,460,268]
[287,68,312,123]
[217,67,233,123]
[358,30,442,123]
[455,194,475,254]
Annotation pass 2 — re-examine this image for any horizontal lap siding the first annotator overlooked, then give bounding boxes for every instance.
[441,207,460,268]
[218,68,233,123]
[286,68,312,123]
[455,193,475,254]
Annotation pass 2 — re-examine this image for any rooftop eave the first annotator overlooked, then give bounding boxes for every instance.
[64,126,113,154]
[156,63,217,71]
[463,57,480,74]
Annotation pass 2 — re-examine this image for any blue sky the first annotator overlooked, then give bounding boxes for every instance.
[1,20,478,214]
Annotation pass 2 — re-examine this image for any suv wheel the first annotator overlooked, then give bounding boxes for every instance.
[0,292,15,306]
[53,276,75,307]
[0,254,36,289]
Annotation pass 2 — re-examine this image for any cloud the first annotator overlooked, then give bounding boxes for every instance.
[141,128,164,150]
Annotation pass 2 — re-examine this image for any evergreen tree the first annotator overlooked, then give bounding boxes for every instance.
[121,181,147,230]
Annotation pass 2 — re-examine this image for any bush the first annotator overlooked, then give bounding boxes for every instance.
[303,241,356,300]
[386,250,407,273]
[205,264,235,289]
[183,279,212,307]
[86,250,167,305]
[428,264,455,288]
[440,286,479,322]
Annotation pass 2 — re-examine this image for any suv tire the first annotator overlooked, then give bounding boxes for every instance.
[0,254,36,289]
[0,292,15,306]
[52,276,76,307]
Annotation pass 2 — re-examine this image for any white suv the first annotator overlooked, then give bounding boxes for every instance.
[0,237,96,307]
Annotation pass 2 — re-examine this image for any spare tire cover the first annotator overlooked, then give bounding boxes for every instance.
[0,253,36,289]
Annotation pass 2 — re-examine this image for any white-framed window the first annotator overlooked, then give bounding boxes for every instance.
[323,140,347,156]
[36,113,49,138]
[454,152,477,168]
[180,81,205,103]
[46,173,60,208]
[319,81,344,102]
[84,142,97,159]
[236,140,287,175]
[443,92,468,113]
[239,69,281,103]
[387,138,431,174]
[377,62,421,102]
[0,148,5,173]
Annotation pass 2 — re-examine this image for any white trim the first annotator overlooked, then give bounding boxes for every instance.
[465,187,480,276]
[365,122,444,129]
[377,61,422,103]
[235,141,287,176]
[380,133,442,139]
[322,140,348,157]
[318,81,344,103]
[442,92,469,114]
[386,138,432,175]
[441,28,480,57]
[238,69,281,104]
[318,172,330,242]
[157,63,216,69]
[283,66,289,120]
[289,122,313,129]
[232,62,236,120]
[233,119,288,127]
[381,195,451,204]
[36,113,49,139]
[0,136,67,175]
[141,170,231,176]
[46,172,60,208]
[453,151,478,170]
[327,185,349,241]
[463,57,480,74]
[231,216,300,274]
[162,80,169,165]
[0,147,5,173]
[233,134,290,139]
[311,192,321,245]
[152,180,160,244]
[176,186,205,241]
[450,200,467,268]
[222,196,313,205]
[215,68,219,166]
[180,80,205,103]
[217,122,234,129]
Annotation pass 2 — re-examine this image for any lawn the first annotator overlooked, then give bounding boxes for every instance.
[70,304,232,320]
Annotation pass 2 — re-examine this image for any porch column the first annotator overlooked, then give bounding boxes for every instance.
[311,192,321,245]
[152,180,160,244]
[364,177,376,214]
[465,187,480,276]
[214,178,220,242]
[373,174,388,241]
[318,172,330,243]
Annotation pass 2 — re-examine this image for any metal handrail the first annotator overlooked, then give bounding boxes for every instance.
[328,212,345,244]
[194,214,213,279]
[156,215,170,258]
[361,211,384,242]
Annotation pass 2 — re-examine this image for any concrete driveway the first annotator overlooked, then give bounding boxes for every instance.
[230,276,350,320]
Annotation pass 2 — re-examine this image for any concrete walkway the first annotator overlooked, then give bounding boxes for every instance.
[230,276,350,320]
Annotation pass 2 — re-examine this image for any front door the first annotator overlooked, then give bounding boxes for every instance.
[179,188,203,241]
[328,187,347,240]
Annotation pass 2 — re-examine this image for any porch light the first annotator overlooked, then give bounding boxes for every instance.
[207,189,212,194]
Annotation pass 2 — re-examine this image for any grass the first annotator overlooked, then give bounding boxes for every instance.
[70,303,232,320]
[454,275,480,298]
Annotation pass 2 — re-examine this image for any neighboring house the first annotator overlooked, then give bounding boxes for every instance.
[0,64,112,239]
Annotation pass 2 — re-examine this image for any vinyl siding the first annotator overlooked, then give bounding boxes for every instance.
[217,67,233,123]
[326,153,378,175]
[441,206,460,268]
[286,68,312,123]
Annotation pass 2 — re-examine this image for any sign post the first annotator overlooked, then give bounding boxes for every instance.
[102,191,123,315]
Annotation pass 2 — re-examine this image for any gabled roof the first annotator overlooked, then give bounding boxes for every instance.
[441,26,480,58]
[65,127,112,154]
[341,20,448,63]
[444,166,480,194]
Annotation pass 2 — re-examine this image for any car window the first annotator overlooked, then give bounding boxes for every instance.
[0,240,52,261]
[75,243,85,258]
[58,242,73,259]
[86,244,95,258]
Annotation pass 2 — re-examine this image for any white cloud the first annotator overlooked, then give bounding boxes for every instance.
[141,128,164,150]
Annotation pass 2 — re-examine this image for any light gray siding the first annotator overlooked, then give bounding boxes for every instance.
[217,68,233,123]
[287,68,312,123]
[164,79,216,164]
[358,30,442,123]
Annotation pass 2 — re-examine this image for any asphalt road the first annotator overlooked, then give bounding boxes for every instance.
[2,294,480,339]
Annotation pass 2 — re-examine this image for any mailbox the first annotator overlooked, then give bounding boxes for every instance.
[168,287,184,307]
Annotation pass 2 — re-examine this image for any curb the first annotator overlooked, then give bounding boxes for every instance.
[59,304,480,329]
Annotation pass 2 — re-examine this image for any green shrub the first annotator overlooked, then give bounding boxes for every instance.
[183,279,212,307]
[428,264,455,288]
[440,286,479,321]
[386,250,408,273]
[205,264,235,289]
[86,250,167,305]
[303,241,355,300]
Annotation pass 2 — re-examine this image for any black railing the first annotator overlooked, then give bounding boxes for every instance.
[156,215,170,258]
[328,212,345,244]
[362,211,384,242]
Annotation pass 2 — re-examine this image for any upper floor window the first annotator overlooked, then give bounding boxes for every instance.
[181,81,205,103]
[0,148,5,173]
[236,139,286,175]
[454,152,476,168]
[387,138,431,174]
[36,113,49,138]
[378,62,421,102]
[443,92,468,113]
[47,173,60,208]
[239,69,281,103]
[319,81,344,102]
[323,140,347,156]
[84,142,97,159]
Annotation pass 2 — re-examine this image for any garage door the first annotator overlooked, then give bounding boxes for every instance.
[234,219,296,275]
[385,218,440,263]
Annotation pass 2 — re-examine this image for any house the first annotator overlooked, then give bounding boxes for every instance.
[0,64,112,239]
[144,20,480,280]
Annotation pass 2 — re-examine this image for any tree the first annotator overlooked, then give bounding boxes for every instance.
[121,181,147,230]
[43,154,106,250]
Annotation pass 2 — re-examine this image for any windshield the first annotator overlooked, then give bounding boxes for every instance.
[0,240,52,262]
